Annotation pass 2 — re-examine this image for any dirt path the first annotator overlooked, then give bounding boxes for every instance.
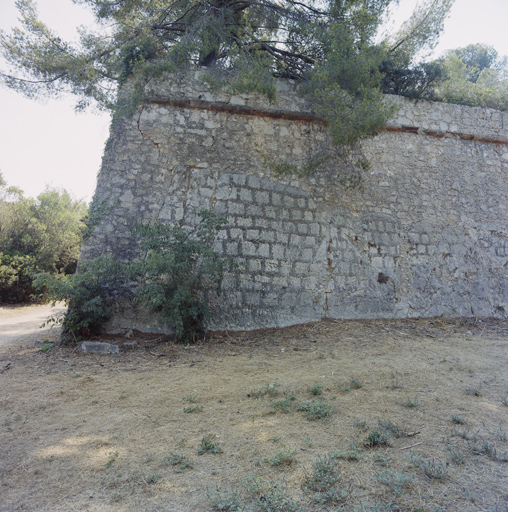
[0,303,66,348]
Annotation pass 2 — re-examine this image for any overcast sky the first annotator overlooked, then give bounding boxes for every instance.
[1,0,507,203]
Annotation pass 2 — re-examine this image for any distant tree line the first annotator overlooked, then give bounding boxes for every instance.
[0,173,87,302]
[386,43,508,111]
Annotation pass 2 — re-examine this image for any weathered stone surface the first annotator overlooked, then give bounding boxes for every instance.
[80,342,119,354]
[80,68,508,332]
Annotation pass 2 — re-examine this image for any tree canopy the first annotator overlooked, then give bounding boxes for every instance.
[0,174,87,302]
[428,44,508,111]
[444,44,507,84]
[1,0,454,157]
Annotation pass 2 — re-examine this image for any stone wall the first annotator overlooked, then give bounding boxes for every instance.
[80,69,508,333]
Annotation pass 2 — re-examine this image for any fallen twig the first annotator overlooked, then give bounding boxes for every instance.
[400,442,423,450]
[149,351,166,357]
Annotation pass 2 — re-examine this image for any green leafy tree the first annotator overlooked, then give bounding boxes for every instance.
[1,0,454,162]
[380,0,454,97]
[0,176,87,302]
[445,43,507,84]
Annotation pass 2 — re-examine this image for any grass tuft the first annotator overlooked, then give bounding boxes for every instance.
[465,386,481,397]
[411,454,448,479]
[265,448,296,467]
[389,372,403,389]
[249,382,281,399]
[376,470,413,496]
[404,397,420,408]
[295,399,335,420]
[207,487,242,511]
[364,430,390,448]
[378,420,406,439]
[451,427,474,441]
[244,475,305,512]
[446,443,467,464]
[184,405,203,413]
[331,442,364,461]
[309,384,324,396]
[350,378,362,389]
[354,419,369,432]
[164,452,193,472]
[271,398,294,414]
[303,453,347,504]
[468,440,508,461]
[145,473,162,484]
[198,434,222,455]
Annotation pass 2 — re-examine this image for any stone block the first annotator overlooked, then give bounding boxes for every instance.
[248,176,261,188]
[297,224,308,235]
[240,189,253,202]
[257,243,270,258]
[80,342,119,354]
[272,193,282,206]
[242,241,257,256]
[228,203,245,215]
[248,259,262,272]
[272,244,286,260]
[246,205,263,216]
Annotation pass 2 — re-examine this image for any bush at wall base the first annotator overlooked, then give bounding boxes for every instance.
[129,211,234,343]
[32,255,125,340]
[33,211,233,343]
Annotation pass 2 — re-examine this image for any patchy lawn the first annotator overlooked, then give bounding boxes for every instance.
[1,315,508,511]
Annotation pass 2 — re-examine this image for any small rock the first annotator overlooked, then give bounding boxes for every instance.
[80,342,119,354]
[122,342,136,350]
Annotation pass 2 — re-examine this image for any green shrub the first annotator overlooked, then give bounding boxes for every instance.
[164,452,194,473]
[130,211,234,342]
[207,487,242,511]
[0,252,37,303]
[271,398,294,414]
[364,430,390,448]
[34,210,233,342]
[244,475,304,512]
[309,384,324,396]
[410,454,448,479]
[33,255,125,339]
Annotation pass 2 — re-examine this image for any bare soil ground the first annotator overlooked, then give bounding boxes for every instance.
[1,306,508,512]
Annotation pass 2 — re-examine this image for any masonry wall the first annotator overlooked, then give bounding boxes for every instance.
[80,69,508,333]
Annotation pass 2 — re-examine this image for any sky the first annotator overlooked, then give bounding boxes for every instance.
[0,0,508,203]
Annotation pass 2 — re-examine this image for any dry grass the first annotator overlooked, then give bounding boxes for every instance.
[1,316,508,511]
